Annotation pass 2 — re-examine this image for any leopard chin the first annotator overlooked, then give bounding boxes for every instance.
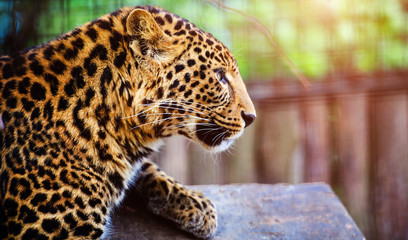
[195,121,243,153]
[208,139,234,153]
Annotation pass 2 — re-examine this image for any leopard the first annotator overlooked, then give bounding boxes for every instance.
[0,5,256,239]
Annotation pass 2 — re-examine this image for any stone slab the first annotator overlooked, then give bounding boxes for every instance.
[110,183,365,239]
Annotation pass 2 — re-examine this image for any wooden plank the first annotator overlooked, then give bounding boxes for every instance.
[302,99,330,182]
[335,94,369,235]
[247,71,408,104]
[223,117,258,183]
[254,103,303,183]
[155,136,190,184]
[370,93,408,240]
[188,143,226,185]
[152,136,227,185]
[111,183,364,239]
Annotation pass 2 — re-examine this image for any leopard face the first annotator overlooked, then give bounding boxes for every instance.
[0,5,255,239]
[121,7,256,153]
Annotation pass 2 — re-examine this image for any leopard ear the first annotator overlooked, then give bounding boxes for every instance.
[126,9,163,41]
[126,9,179,64]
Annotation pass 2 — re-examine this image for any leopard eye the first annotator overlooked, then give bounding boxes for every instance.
[215,69,229,85]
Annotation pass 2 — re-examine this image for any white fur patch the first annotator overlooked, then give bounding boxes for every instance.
[100,215,112,240]
[0,113,4,130]
[210,129,244,153]
[149,139,164,152]
[209,139,234,153]
[209,128,244,153]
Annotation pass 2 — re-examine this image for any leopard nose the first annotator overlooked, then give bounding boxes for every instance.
[241,110,256,128]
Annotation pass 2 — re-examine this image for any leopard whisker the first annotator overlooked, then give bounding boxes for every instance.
[164,121,219,131]
[167,123,219,131]
[130,116,212,130]
[145,98,211,113]
[130,117,179,130]
[146,97,211,111]
[155,105,205,115]
[213,131,227,144]
[121,108,207,120]
[165,122,221,133]
[196,127,224,139]
[194,127,223,133]
[142,104,207,116]
[177,123,218,127]
[128,98,207,120]
[140,98,212,118]
[120,104,159,120]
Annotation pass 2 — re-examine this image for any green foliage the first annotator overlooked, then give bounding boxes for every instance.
[2,0,407,81]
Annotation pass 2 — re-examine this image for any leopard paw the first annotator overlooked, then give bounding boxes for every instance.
[138,164,217,239]
[147,181,217,238]
[174,190,217,238]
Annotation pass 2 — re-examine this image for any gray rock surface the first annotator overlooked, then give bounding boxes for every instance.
[110,183,365,239]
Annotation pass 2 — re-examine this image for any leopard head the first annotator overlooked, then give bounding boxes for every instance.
[123,7,256,153]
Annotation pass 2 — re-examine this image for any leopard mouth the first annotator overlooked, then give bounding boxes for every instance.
[196,120,232,148]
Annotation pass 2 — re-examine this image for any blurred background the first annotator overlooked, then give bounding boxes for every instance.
[1,0,407,239]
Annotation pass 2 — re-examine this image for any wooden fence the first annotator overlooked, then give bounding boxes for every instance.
[151,71,408,239]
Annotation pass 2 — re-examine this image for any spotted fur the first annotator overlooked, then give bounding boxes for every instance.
[0,6,255,239]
